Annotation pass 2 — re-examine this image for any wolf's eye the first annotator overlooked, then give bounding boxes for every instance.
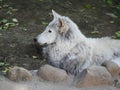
[48,30,52,33]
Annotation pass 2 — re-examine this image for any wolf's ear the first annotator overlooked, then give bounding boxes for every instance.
[52,10,61,19]
[58,18,69,33]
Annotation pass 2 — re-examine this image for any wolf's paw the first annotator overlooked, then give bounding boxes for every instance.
[6,66,32,81]
[37,64,68,82]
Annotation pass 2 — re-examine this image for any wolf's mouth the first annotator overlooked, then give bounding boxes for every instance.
[40,42,56,46]
[40,43,48,47]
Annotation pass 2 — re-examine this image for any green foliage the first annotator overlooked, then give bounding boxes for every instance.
[85,4,92,9]
[41,21,48,25]
[116,4,120,10]
[0,61,11,74]
[103,0,113,5]
[91,27,100,34]
[112,31,120,39]
[0,18,19,30]
[0,0,19,30]
[0,62,5,66]
[106,13,118,18]
[21,24,28,31]
[91,30,100,34]
[39,0,44,2]
[103,0,120,12]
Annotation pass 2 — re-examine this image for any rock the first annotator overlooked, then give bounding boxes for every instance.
[37,64,68,82]
[102,60,120,77]
[6,66,32,81]
[75,66,113,87]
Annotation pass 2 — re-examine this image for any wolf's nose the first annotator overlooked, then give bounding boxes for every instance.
[33,38,37,42]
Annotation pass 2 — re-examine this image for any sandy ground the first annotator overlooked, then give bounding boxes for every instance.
[0,75,119,90]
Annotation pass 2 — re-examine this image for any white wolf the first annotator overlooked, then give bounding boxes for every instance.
[34,10,120,75]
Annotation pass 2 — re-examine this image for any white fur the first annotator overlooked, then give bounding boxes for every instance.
[112,58,120,66]
[35,10,120,74]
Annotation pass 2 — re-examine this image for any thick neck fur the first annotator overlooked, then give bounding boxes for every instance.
[46,17,88,66]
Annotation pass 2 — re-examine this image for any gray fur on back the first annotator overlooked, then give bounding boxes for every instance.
[36,10,120,75]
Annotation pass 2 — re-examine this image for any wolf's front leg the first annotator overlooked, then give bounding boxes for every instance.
[59,44,92,75]
[60,58,80,75]
[59,54,89,75]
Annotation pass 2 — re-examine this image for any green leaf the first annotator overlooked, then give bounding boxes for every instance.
[8,6,13,10]
[4,63,10,66]
[41,21,48,25]
[91,27,100,34]
[0,6,2,9]
[22,27,27,31]
[39,0,44,2]
[2,67,9,74]
[106,0,113,5]
[116,5,120,11]
[112,36,116,39]
[6,10,12,14]
[110,21,114,24]
[3,4,9,8]
[113,31,120,38]
[2,19,8,23]
[103,0,106,2]
[85,4,92,9]
[0,62,5,66]
[91,30,100,34]
[0,27,2,30]
[12,9,18,12]
[12,18,18,23]
[106,13,118,18]
[32,56,38,59]
[9,22,16,27]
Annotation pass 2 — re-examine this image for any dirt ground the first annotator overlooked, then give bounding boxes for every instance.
[0,0,120,69]
[0,0,120,89]
[0,0,120,70]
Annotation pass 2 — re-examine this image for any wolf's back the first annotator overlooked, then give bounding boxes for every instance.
[92,37,120,65]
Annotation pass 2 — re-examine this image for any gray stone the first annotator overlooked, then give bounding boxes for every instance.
[74,66,113,87]
[37,64,68,82]
[102,60,120,77]
[6,66,32,81]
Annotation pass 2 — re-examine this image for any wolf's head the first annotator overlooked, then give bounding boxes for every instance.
[34,10,85,45]
[34,10,70,45]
